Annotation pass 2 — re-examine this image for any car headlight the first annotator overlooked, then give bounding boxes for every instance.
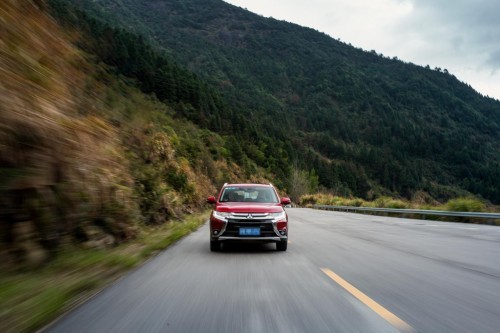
[213,211,231,220]
[270,211,286,220]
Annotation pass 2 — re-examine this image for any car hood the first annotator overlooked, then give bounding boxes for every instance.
[216,203,283,213]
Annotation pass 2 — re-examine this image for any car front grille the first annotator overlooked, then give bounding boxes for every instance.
[223,219,276,237]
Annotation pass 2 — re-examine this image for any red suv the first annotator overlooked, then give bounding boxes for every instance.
[207,183,291,251]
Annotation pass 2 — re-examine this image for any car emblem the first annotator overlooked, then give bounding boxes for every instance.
[247,214,254,219]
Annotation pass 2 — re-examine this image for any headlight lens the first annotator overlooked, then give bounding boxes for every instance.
[213,211,231,219]
[270,211,286,220]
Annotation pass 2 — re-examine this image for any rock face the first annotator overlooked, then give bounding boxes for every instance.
[12,221,48,266]
[81,225,116,249]
[9,220,119,265]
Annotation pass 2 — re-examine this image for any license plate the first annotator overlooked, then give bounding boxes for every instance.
[239,227,260,236]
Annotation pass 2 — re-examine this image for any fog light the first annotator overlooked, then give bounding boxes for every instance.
[213,230,219,235]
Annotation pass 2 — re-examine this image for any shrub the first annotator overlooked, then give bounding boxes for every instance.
[345,198,365,207]
[299,194,317,206]
[374,196,391,208]
[445,197,485,212]
[372,196,409,209]
[385,199,409,209]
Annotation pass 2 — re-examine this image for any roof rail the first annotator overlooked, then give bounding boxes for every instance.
[223,183,228,186]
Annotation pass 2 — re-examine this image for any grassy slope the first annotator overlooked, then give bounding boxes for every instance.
[0,213,208,333]
[300,193,499,224]
[0,0,272,263]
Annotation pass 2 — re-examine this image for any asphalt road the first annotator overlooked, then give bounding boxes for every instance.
[45,208,500,333]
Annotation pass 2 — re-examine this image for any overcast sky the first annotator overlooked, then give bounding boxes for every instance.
[224,0,500,101]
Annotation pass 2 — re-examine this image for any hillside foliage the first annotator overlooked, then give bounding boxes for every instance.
[65,0,500,204]
[0,0,273,266]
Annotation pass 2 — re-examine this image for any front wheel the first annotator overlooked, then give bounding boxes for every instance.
[210,240,221,252]
[276,240,287,251]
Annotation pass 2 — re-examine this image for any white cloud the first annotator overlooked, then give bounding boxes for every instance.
[224,0,500,100]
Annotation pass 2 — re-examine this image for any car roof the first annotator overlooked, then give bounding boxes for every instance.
[223,183,273,187]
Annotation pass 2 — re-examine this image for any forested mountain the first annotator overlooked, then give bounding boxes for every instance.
[60,0,500,203]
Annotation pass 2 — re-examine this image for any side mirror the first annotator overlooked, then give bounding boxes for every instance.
[280,197,291,205]
[206,196,216,204]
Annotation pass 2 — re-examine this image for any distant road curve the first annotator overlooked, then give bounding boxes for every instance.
[46,208,500,333]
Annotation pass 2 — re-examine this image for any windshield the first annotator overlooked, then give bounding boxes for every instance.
[220,186,279,203]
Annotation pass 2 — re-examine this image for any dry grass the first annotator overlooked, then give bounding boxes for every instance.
[300,193,496,213]
[0,212,209,333]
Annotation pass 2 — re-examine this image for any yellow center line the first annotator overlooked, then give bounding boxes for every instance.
[321,268,414,333]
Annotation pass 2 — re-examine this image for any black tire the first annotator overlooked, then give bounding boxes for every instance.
[276,240,287,251]
[210,240,221,252]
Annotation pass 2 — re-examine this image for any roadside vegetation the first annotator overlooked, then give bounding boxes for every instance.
[0,213,208,333]
[300,193,499,224]
[1,0,271,267]
[300,193,496,211]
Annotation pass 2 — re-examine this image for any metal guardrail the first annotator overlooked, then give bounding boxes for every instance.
[313,205,500,220]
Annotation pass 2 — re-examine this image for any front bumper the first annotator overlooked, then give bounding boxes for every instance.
[210,214,287,242]
[216,236,286,242]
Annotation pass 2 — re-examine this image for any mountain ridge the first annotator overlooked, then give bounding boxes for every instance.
[62,0,500,203]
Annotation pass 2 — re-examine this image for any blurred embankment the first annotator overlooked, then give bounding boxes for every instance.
[1,0,138,266]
